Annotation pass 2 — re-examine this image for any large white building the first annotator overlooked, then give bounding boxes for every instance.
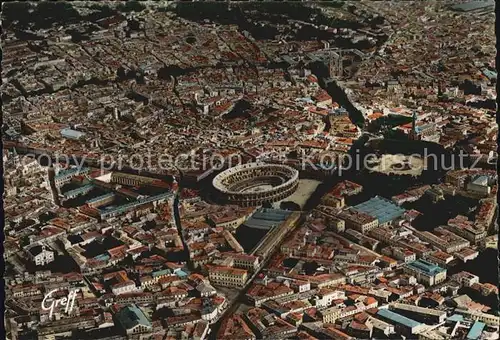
[466,175,492,195]
[403,259,447,286]
[26,245,54,266]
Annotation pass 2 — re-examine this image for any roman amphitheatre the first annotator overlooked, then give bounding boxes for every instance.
[212,163,299,207]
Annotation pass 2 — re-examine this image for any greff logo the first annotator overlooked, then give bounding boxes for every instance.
[41,288,79,319]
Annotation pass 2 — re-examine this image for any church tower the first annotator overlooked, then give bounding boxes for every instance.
[410,111,418,140]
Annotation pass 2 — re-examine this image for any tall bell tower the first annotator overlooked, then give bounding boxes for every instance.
[409,111,418,140]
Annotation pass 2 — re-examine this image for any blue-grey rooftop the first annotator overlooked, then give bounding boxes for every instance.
[55,167,90,180]
[377,308,422,329]
[352,195,406,224]
[406,259,446,276]
[64,184,94,197]
[447,314,464,323]
[116,304,151,330]
[451,1,494,12]
[244,208,293,230]
[60,128,86,140]
[86,192,115,204]
[466,321,485,340]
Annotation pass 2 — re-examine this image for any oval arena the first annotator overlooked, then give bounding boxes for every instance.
[212,163,299,207]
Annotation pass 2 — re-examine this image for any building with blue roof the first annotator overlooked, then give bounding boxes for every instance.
[376,309,425,335]
[63,184,94,199]
[466,321,485,340]
[390,303,446,324]
[447,314,464,324]
[330,107,349,115]
[296,97,314,104]
[175,269,189,278]
[243,208,293,230]
[467,175,492,195]
[94,254,110,262]
[482,69,497,80]
[86,193,116,207]
[60,128,86,140]
[152,269,171,278]
[403,259,447,286]
[54,167,90,186]
[115,304,152,335]
[451,0,494,12]
[352,195,406,225]
[95,192,172,220]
